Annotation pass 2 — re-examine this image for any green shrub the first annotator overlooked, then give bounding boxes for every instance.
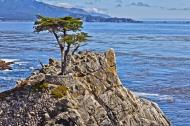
[32,82,49,92]
[51,86,69,98]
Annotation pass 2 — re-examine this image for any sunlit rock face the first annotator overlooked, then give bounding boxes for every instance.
[0,49,171,126]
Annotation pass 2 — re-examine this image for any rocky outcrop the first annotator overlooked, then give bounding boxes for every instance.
[0,60,13,70]
[0,49,171,126]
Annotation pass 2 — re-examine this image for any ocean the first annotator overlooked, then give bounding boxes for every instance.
[0,21,190,125]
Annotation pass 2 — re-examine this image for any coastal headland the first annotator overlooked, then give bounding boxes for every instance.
[0,49,171,126]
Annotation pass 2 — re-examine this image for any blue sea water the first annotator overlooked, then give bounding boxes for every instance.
[0,21,190,125]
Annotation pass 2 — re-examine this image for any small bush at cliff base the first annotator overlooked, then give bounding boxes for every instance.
[51,86,69,98]
[32,83,49,92]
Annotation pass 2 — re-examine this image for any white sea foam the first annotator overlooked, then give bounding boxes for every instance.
[134,92,159,97]
[29,67,35,70]
[0,76,25,81]
[158,95,174,101]
[0,69,30,73]
[1,59,29,66]
[134,92,174,102]
[1,69,12,72]
[0,76,18,81]
[1,59,19,62]
[14,61,28,65]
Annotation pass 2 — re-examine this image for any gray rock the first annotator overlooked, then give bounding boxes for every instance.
[0,110,3,115]
[44,113,50,120]
[30,112,35,116]
[0,60,14,70]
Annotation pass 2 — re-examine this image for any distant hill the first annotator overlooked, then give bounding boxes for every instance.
[0,0,138,23]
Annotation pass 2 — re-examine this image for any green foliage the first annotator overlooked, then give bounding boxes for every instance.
[34,15,83,33]
[61,32,89,45]
[32,82,49,92]
[51,86,69,98]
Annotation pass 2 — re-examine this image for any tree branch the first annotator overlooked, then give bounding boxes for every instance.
[52,31,59,44]
[53,31,65,51]
[72,44,80,55]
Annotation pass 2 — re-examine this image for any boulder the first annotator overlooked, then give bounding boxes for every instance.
[0,60,14,70]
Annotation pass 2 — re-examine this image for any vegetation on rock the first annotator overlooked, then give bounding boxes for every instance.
[34,16,89,75]
[51,85,69,98]
[32,82,49,92]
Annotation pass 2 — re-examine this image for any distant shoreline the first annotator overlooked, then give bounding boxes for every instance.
[0,19,141,23]
[1,19,190,24]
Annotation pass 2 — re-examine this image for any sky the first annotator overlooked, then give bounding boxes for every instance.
[39,0,190,20]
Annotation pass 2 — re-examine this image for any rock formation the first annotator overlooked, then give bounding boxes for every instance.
[0,49,171,126]
[0,60,13,70]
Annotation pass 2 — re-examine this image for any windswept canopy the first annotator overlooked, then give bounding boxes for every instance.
[34,15,83,33]
[61,32,89,45]
[33,15,89,74]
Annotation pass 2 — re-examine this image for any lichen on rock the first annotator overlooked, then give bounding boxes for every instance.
[51,86,69,98]
[0,49,171,126]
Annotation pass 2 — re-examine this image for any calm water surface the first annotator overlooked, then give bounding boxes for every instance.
[0,21,190,125]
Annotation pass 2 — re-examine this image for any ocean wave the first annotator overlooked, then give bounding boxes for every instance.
[15,61,29,65]
[0,59,30,66]
[160,86,190,95]
[128,35,190,42]
[0,69,12,72]
[134,92,159,97]
[134,92,174,102]
[0,76,24,81]
[0,69,30,73]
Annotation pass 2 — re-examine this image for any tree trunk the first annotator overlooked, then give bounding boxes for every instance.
[60,46,65,75]
[62,44,71,75]
[52,31,65,75]
[72,44,80,55]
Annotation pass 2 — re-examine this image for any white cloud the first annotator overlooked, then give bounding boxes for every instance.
[55,2,76,8]
[84,7,104,13]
